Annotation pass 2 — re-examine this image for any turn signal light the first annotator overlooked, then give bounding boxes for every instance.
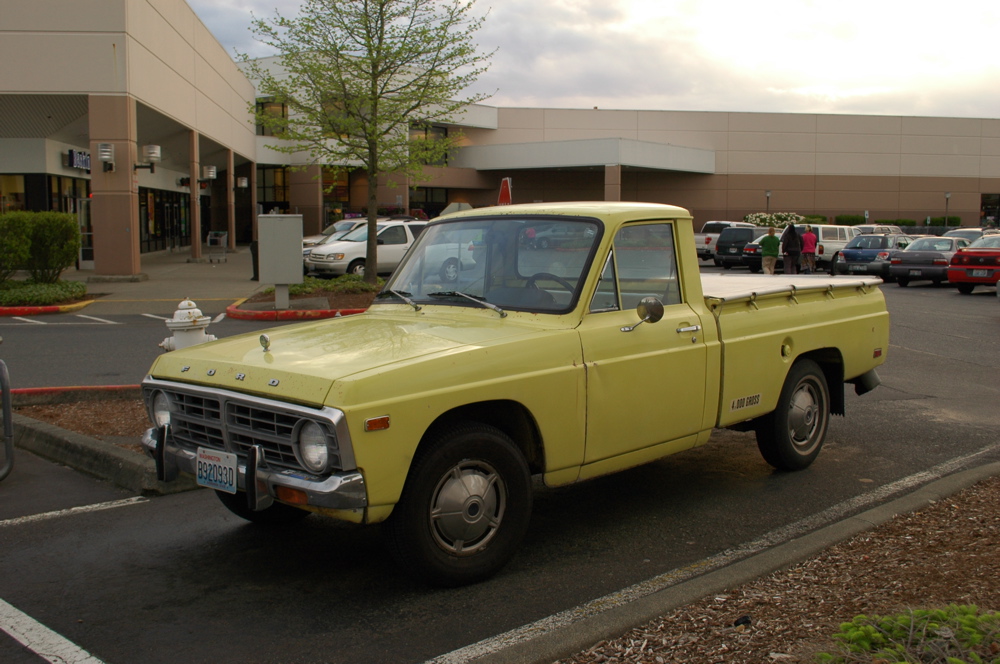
[276,487,309,505]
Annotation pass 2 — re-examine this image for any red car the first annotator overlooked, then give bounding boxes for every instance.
[948,234,1000,294]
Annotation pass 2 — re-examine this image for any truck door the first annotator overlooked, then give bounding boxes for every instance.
[579,222,709,465]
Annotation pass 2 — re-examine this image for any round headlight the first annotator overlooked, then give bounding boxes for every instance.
[298,421,329,473]
[151,391,172,428]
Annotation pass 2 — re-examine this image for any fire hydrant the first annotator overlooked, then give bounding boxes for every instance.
[159,299,217,352]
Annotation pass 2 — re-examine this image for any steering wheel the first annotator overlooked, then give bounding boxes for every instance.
[526,272,574,291]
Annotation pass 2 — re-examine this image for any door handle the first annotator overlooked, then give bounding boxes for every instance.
[676,324,701,334]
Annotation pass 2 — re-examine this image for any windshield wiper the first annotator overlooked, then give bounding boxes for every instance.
[375,290,421,311]
[428,291,506,318]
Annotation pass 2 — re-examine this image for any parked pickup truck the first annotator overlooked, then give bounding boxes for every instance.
[141,202,888,586]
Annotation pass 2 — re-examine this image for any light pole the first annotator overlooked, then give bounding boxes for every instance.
[765,190,771,213]
[945,192,951,226]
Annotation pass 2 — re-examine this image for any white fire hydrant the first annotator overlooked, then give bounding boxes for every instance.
[159,299,217,352]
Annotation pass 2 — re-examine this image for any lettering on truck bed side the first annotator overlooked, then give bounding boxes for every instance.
[730,393,761,411]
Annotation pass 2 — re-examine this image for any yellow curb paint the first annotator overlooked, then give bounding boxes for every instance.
[56,300,95,312]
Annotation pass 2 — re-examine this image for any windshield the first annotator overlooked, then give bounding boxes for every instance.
[340,224,385,242]
[970,235,1000,248]
[383,216,602,313]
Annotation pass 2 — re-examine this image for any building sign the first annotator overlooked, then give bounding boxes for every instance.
[67,150,91,172]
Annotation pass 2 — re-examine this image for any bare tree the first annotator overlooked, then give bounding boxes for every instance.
[240,0,493,283]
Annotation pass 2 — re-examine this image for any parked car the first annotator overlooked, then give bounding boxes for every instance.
[694,221,756,264]
[303,219,366,248]
[305,219,427,277]
[856,224,903,234]
[889,236,970,287]
[715,225,769,269]
[741,224,859,273]
[943,228,987,242]
[947,234,1000,294]
[832,234,914,280]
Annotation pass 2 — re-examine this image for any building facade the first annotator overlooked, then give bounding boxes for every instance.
[2,0,999,276]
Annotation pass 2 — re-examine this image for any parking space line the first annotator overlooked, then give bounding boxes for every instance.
[0,598,106,664]
[11,317,45,325]
[0,497,147,529]
[74,315,119,325]
[141,314,170,320]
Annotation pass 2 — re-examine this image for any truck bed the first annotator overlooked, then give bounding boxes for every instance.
[701,273,883,302]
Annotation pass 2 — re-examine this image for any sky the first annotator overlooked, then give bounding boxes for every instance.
[188,0,1000,119]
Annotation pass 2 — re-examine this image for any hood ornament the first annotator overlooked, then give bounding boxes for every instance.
[260,334,271,353]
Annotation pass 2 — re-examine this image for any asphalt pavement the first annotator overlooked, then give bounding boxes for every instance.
[2,250,999,664]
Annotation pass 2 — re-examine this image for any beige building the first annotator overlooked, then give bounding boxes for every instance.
[2,0,998,276]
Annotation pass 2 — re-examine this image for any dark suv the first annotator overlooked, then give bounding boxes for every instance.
[715,226,768,269]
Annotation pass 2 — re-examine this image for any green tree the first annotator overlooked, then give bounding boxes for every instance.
[240,0,493,283]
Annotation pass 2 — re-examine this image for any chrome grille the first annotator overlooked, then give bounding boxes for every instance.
[143,382,350,473]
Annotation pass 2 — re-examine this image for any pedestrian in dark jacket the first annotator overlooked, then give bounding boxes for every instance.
[781,225,802,275]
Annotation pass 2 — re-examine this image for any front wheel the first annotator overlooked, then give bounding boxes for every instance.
[385,423,532,587]
[439,258,460,283]
[215,490,311,525]
[755,359,830,471]
[347,259,366,276]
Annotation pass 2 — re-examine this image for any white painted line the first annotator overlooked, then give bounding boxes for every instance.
[0,598,106,664]
[74,315,119,324]
[12,317,44,325]
[213,313,227,323]
[142,314,170,320]
[427,444,999,664]
[0,497,148,529]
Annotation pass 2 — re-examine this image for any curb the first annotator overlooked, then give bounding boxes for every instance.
[9,384,197,495]
[471,461,1000,664]
[0,300,95,316]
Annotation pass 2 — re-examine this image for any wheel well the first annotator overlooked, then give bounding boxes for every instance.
[795,349,845,416]
[418,401,544,474]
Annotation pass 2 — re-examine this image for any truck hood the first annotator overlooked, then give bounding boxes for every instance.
[147,310,555,406]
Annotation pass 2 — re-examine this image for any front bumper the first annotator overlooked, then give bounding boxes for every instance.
[305,258,348,275]
[142,426,367,511]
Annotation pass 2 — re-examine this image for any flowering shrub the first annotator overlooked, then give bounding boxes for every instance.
[743,212,804,228]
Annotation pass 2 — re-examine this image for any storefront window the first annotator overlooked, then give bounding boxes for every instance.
[0,175,26,213]
[257,166,289,213]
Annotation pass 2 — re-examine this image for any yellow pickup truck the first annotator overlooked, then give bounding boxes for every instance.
[141,202,888,586]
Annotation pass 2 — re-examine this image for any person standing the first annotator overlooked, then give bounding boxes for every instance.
[760,226,780,275]
[781,224,802,275]
[800,225,817,274]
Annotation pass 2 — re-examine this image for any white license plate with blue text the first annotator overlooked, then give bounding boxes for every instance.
[197,448,238,493]
[971,269,989,277]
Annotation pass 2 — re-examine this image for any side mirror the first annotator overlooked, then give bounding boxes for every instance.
[621,297,664,332]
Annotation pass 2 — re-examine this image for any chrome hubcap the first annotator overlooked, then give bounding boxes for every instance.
[429,461,505,555]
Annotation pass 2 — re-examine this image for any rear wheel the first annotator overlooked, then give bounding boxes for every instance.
[957,283,975,294]
[215,490,311,525]
[896,277,909,287]
[722,263,732,270]
[828,253,840,276]
[755,359,830,471]
[439,258,459,283]
[386,422,532,587]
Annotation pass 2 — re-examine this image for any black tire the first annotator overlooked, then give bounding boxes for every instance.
[748,265,760,274]
[347,259,366,276]
[722,263,733,270]
[896,278,909,287]
[957,283,975,294]
[713,258,722,267]
[439,258,459,283]
[385,422,532,587]
[828,253,839,276]
[537,237,551,250]
[214,490,311,525]
[755,359,830,471]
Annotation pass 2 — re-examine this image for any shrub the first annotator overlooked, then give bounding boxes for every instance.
[23,212,81,283]
[802,214,827,224]
[815,605,1000,663]
[743,212,804,228]
[835,214,867,226]
[0,280,87,306]
[260,274,384,297]
[928,216,961,227]
[875,218,919,227]
[0,212,31,283]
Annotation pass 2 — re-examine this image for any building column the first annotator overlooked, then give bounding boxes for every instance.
[604,164,622,202]
[88,94,142,276]
[189,131,202,259]
[226,150,236,250]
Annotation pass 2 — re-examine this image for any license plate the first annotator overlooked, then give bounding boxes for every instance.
[197,448,237,493]
[971,269,989,277]
[729,247,737,253]
[849,264,865,272]
[908,269,922,276]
